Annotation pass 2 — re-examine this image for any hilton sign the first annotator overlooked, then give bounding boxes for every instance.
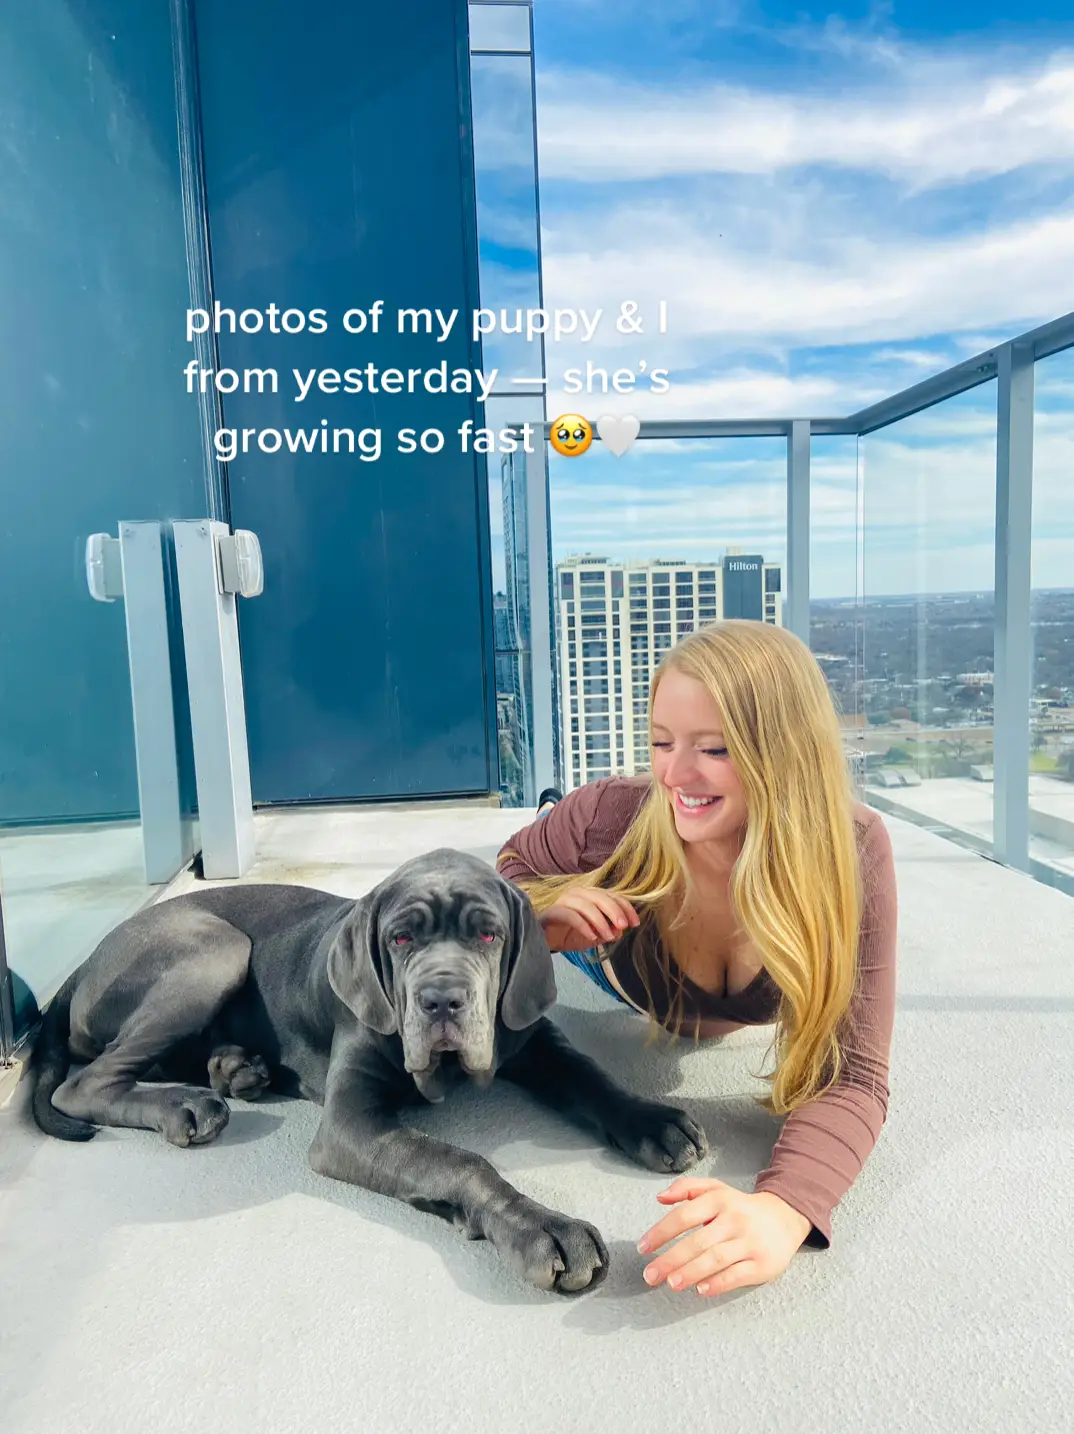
[723,555,764,620]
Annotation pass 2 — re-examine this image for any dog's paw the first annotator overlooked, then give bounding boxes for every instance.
[158,1090,230,1147]
[491,1200,610,1295]
[208,1045,271,1101]
[602,1099,709,1174]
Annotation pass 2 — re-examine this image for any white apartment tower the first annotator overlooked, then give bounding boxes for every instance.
[555,552,783,790]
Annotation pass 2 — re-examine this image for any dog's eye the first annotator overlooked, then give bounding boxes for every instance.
[392,934,412,946]
[478,931,497,943]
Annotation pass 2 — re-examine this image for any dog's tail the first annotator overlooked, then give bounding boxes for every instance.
[29,975,97,1142]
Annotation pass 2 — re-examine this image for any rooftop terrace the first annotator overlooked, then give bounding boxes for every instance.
[2,798,1072,1434]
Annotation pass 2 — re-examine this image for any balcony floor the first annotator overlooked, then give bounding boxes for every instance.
[2,802,1072,1433]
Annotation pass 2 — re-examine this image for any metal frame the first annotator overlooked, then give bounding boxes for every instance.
[521,0,558,795]
[455,0,505,807]
[993,342,1036,871]
[786,419,810,643]
[172,520,256,879]
[468,1,559,794]
[83,521,195,886]
[117,522,198,883]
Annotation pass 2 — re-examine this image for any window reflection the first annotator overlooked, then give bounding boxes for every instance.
[469,3,531,54]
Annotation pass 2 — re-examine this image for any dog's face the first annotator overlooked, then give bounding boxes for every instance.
[326,849,556,1100]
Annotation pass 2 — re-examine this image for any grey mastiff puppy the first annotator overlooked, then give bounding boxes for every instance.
[29,848,708,1294]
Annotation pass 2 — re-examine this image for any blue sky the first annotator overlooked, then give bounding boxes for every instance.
[472,1,1074,598]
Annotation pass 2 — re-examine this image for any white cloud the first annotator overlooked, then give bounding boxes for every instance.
[511,14,1074,593]
[545,365,876,420]
[870,348,954,370]
[540,204,1074,358]
[530,197,1072,417]
[531,55,1074,186]
[509,38,1074,401]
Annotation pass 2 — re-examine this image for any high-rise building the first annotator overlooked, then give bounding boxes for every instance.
[554,551,784,789]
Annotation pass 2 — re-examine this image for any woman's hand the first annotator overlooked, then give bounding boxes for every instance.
[538,887,640,953]
[636,1177,812,1297]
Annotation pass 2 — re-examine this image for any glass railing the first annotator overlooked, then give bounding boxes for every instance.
[808,434,865,783]
[514,315,1074,901]
[858,384,999,852]
[469,0,550,808]
[1030,348,1074,880]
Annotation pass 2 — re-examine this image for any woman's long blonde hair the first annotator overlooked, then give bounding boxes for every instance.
[514,620,863,1117]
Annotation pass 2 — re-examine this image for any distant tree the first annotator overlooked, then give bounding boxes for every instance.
[944,735,974,763]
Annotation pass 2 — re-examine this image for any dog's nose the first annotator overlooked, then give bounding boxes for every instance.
[417,986,470,1021]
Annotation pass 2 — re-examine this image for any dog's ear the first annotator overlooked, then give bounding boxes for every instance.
[499,880,557,1030]
[326,895,397,1035]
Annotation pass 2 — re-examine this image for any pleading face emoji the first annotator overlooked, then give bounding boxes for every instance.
[549,414,593,457]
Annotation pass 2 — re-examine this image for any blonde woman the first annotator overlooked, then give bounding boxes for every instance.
[496,619,897,1298]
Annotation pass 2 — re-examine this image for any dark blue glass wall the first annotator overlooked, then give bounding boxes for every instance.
[193,0,496,803]
[0,0,208,1047]
[0,0,207,824]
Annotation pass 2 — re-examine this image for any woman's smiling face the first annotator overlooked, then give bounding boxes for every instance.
[649,666,749,846]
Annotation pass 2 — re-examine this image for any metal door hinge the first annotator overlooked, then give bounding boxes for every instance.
[85,533,124,602]
[216,529,264,597]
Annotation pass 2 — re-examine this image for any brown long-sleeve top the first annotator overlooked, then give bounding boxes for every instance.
[496,775,899,1247]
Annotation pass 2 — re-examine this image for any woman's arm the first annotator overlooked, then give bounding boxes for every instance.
[496,776,649,884]
[752,809,899,1247]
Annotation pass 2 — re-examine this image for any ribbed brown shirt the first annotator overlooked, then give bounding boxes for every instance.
[497,775,899,1247]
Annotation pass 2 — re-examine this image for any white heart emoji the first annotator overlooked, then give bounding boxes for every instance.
[596,413,641,457]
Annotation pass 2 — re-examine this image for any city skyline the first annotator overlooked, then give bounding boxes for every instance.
[471,2,1074,607]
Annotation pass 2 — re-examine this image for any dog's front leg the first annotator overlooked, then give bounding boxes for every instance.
[307,1039,609,1295]
[498,1018,709,1173]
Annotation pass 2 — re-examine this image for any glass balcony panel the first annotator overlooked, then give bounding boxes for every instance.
[1030,349,1074,881]
[810,434,865,786]
[860,385,998,852]
[469,37,543,807]
[0,5,202,1046]
[468,3,531,53]
[469,53,542,389]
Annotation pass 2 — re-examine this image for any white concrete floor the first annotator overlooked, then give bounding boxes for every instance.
[2,802,1073,1434]
[868,772,1074,875]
